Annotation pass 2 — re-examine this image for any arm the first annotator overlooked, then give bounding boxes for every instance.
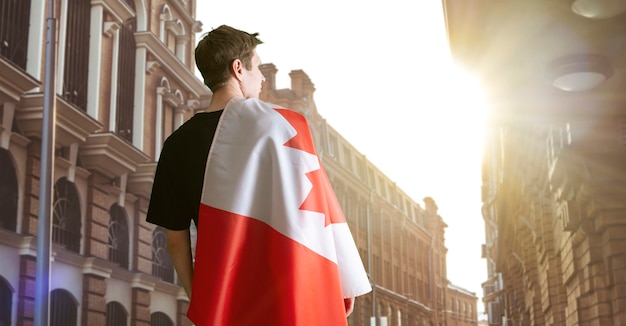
[166,229,194,298]
[344,297,355,317]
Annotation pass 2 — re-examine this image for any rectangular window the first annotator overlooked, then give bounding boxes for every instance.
[342,145,351,169]
[62,0,91,110]
[0,0,31,68]
[328,135,337,157]
[115,18,136,142]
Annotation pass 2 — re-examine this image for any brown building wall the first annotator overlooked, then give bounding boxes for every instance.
[0,2,479,326]
[442,1,626,325]
[0,0,203,325]
[480,116,626,326]
[447,285,478,326]
[259,66,477,326]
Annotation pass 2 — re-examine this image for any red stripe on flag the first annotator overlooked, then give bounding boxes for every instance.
[188,204,348,326]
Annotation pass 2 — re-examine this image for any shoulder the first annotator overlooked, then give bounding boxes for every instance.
[164,111,222,145]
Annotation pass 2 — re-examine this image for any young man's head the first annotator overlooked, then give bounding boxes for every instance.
[195,25,264,93]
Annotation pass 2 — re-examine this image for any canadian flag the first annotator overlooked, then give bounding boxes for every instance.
[187,97,371,325]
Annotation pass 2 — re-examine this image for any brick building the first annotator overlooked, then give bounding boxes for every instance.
[446,284,478,326]
[0,0,205,324]
[0,0,477,325]
[443,1,626,325]
[260,65,478,326]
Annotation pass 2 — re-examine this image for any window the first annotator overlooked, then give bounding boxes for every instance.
[342,145,351,168]
[115,14,136,142]
[152,227,174,282]
[355,156,365,180]
[546,123,572,171]
[106,301,128,326]
[0,148,18,231]
[384,260,391,287]
[378,176,385,197]
[0,277,12,326]
[50,289,77,326]
[328,135,337,157]
[53,177,81,252]
[0,0,31,68]
[108,204,129,268]
[150,312,173,326]
[62,0,91,110]
[358,203,367,230]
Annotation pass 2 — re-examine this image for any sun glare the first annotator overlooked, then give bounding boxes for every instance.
[441,63,487,158]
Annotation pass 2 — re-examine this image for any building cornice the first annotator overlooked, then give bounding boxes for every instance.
[134,31,208,98]
[79,132,150,179]
[92,0,134,23]
[169,0,202,32]
[0,58,39,101]
[17,93,103,147]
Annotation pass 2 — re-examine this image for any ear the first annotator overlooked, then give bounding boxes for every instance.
[231,59,244,81]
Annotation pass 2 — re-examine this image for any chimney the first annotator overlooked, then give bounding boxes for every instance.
[260,63,278,91]
[423,197,439,215]
[289,69,315,97]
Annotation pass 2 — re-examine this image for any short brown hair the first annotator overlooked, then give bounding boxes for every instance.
[195,25,263,91]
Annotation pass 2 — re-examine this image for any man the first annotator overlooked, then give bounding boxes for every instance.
[146,25,370,325]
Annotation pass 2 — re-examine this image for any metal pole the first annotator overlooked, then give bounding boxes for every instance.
[34,0,57,324]
[367,191,376,326]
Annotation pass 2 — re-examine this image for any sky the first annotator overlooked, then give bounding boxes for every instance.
[194,0,489,310]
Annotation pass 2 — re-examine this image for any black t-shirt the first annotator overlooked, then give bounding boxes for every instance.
[146,110,223,230]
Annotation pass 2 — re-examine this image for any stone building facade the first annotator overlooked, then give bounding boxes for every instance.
[442,0,626,325]
[259,65,478,326]
[0,1,477,325]
[447,284,479,326]
[0,0,205,325]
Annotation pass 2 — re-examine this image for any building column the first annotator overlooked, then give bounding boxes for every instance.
[16,254,36,326]
[1,102,15,149]
[81,258,112,326]
[87,4,105,119]
[176,290,192,326]
[130,275,154,326]
[175,35,188,63]
[132,47,147,150]
[22,142,42,236]
[84,172,114,260]
[574,170,626,326]
[104,21,121,133]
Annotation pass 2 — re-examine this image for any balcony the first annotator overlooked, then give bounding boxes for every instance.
[128,162,157,199]
[0,57,38,103]
[79,133,149,179]
[16,93,102,147]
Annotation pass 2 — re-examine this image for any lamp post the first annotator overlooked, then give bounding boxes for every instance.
[34,0,57,325]
[367,190,376,326]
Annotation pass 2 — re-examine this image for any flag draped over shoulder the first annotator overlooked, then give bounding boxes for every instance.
[188,97,371,326]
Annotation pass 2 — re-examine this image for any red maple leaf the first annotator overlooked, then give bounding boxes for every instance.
[274,109,346,226]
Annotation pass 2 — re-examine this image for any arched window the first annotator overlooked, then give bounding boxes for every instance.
[108,204,129,268]
[50,289,77,326]
[0,0,31,68]
[62,0,91,110]
[106,301,128,326]
[115,11,136,143]
[0,148,18,231]
[150,311,173,326]
[158,5,173,43]
[0,277,12,326]
[53,177,81,252]
[152,227,174,282]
